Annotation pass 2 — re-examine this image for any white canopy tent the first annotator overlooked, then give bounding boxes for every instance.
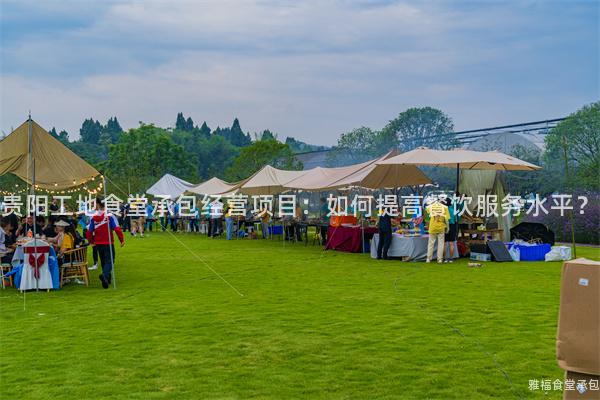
[146,173,194,199]
[187,177,240,196]
[238,165,308,195]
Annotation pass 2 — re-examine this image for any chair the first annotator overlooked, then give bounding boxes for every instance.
[0,263,12,288]
[60,246,89,287]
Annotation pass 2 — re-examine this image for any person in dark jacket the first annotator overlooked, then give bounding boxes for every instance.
[377,212,393,260]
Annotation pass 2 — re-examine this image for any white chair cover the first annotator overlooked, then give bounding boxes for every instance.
[19,239,53,290]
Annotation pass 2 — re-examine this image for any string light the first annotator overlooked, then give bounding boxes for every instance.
[0,178,103,197]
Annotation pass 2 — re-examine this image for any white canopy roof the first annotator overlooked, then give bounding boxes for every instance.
[187,177,240,196]
[377,147,541,170]
[238,165,307,195]
[146,173,194,199]
[283,159,376,191]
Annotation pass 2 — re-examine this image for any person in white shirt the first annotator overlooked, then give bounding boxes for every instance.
[1,217,15,264]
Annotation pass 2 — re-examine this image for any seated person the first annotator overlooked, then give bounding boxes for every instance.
[52,221,75,265]
[47,220,68,250]
[43,216,58,238]
[0,217,16,264]
[16,215,43,238]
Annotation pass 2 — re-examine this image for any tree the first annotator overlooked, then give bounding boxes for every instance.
[185,117,194,132]
[103,117,123,143]
[104,124,198,193]
[175,112,187,131]
[327,127,383,166]
[216,118,251,147]
[544,101,600,191]
[197,135,239,179]
[57,129,69,143]
[285,137,328,153]
[226,140,302,181]
[199,121,211,138]
[382,107,456,151]
[258,130,277,141]
[80,118,103,144]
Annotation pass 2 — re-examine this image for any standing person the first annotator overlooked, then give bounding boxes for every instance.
[205,200,213,237]
[443,195,460,263]
[319,198,330,245]
[257,207,271,239]
[167,200,178,232]
[189,204,200,233]
[129,200,146,238]
[425,198,450,264]
[145,203,154,232]
[225,205,234,240]
[86,197,125,289]
[210,198,223,237]
[293,202,305,242]
[376,211,393,260]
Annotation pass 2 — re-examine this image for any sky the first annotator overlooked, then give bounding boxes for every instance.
[0,0,598,145]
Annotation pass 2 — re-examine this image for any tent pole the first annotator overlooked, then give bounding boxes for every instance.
[360,187,365,254]
[103,175,117,289]
[561,135,577,258]
[455,163,460,194]
[28,116,40,292]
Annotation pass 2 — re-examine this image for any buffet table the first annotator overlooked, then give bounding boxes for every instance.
[326,225,378,253]
[370,233,459,261]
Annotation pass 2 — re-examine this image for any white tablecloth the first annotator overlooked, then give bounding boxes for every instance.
[371,234,459,261]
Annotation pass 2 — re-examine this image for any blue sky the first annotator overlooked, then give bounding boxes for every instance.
[1,0,598,145]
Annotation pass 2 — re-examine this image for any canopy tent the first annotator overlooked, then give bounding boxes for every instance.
[0,118,100,189]
[332,163,432,189]
[146,173,194,199]
[283,150,431,191]
[459,170,512,242]
[377,147,542,171]
[238,165,307,195]
[187,177,240,196]
[376,147,541,192]
[282,161,374,191]
[325,150,431,189]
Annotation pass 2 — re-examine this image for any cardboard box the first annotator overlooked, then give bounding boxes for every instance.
[557,258,600,376]
[563,370,600,400]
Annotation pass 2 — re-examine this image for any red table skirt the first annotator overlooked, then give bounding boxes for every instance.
[325,226,378,253]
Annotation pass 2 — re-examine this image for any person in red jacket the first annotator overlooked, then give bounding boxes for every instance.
[86,196,125,289]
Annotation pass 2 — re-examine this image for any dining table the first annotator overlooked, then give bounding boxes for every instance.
[325,225,378,253]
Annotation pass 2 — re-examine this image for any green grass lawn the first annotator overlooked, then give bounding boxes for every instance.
[1,232,598,399]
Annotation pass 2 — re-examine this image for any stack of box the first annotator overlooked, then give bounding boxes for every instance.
[557,258,600,399]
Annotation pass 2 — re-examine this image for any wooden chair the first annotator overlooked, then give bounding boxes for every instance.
[60,246,89,288]
[0,263,13,288]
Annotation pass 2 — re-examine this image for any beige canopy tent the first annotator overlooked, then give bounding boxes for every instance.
[326,151,431,189]
[282,162,374,191]
[238,165,307,195]
[0,118,100,189]
[376,147,541,191]
[377,147,541,170]
[283,150,431,191]
[187,177,241,196]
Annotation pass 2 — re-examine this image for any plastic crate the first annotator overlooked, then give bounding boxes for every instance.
[268,225,283,235]
[505,242,551,261]
[470,252,491,261]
